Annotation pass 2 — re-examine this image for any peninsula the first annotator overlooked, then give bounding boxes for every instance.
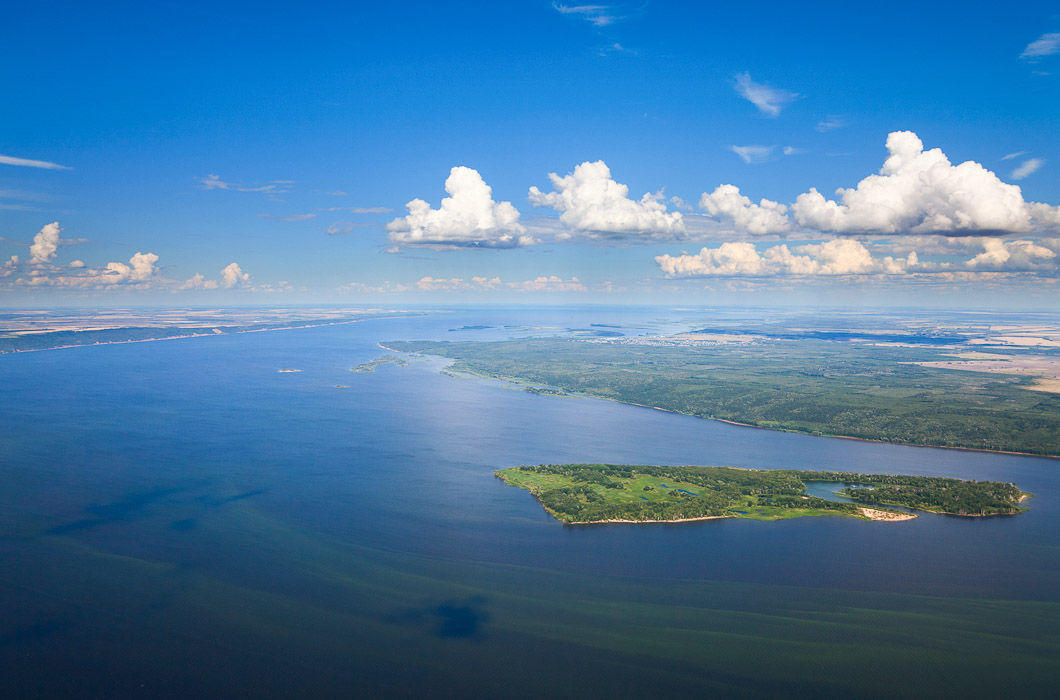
[497,464,1029,524]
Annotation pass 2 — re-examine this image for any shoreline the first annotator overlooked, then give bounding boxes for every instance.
[0,316,414,356]
[421,362,1057,460]
[566,515,731,525]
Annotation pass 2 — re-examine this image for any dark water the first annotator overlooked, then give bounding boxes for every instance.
[1,309,1058,697]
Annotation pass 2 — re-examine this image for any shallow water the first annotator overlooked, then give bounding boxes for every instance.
[1,308,1057,697]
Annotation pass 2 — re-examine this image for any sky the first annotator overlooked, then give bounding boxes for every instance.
[2,1,1059,308]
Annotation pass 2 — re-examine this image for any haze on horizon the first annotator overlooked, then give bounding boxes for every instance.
[2,1,1059,309]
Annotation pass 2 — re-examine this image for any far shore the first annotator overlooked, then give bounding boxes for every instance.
[404,356,1058,460]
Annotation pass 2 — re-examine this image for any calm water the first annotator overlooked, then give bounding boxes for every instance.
[2,309,1058,697]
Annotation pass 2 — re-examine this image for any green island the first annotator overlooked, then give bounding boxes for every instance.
[496,464,1029,524]
[388,338,1060,456]
[350,355,410,372]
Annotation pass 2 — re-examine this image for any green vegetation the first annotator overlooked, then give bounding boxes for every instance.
[388,338,1060,455]
[796,470,1029,516]
[497,464,1028,524]
[350,355,410,372]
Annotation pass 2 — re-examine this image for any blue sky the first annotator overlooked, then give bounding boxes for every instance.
[2,1,1059,307]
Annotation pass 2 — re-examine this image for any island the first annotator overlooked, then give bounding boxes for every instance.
[351,355,411,372]
[496,464,1029,524]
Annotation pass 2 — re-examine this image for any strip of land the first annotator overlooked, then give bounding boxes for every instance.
[388,337,1060,456]
[496,464,1028,525]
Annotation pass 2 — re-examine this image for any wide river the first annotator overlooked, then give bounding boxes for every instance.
[1,308,1057,697]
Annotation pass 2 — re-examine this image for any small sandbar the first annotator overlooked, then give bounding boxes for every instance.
[859,507,917,522]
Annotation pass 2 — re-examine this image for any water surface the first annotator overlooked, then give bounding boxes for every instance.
[1,309,1057,697]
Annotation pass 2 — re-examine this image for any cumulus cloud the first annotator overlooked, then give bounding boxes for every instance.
[1011,158,1044,180]
[388,167,531,248]
[528,161,684,240]
[183,263,250,290]
[656,239,910,277]
[0,154,71,170]
[181,273,218,290]
[103,252,160,283]
[792,131,1060,235]
[1,255,17,277]
[733,73,798,117]
[30,222,62,264]
[1021,33,1060,61]
[699,185,790,235]
[656,235,1060,279]
[19,251,162,288]
[221,262,250,288]
[553,4,615,26]
[730,145,773,164]
[965,239,1056,271]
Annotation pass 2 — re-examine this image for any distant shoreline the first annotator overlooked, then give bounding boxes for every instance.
[0,317,402,356]
[404,359,1058,460]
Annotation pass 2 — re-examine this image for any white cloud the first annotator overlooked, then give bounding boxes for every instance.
[103,252,160,283]
[318,206,393,214]
[792,131,1060,235]
[350,275,588,294]
[509,275,587,292]
[699,185,790,235]
[0,154,71,170]
[221,262,250,288]
[1021,33,1060,60]
[181,263,250,290]
[326,221,373,235]
[388,167,531,248]
[553,4,615,26]
[1011,158,1044,180]
[1002,151,1027,161]
[656,239,919,277]
[30,222,62,264]
[200,174,291,194]
[528,160,684,239]
[815,116,847,132]
[19,252,162,288]
[733,73,798,117]
[965,238,1056,271]
[69,260,85,268]
[730,145,773,164]
[181,273,218,290]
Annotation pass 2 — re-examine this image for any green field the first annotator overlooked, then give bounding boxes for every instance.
[496,464,1028,524]
[388,337,1060,456]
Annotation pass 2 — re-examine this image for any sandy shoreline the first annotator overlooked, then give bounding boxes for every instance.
[857,507,917,522]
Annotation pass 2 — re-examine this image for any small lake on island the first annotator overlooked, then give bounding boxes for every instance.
[802,481,859,503]
[1,308,1057,697]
